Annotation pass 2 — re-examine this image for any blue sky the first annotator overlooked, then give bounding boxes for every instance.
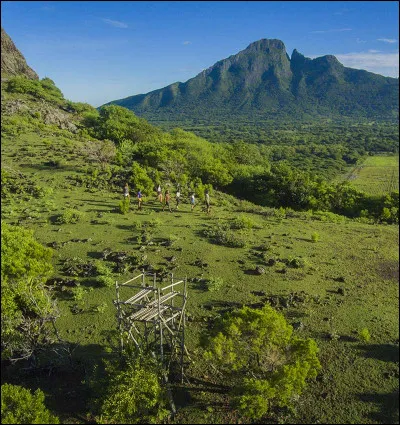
[2,1,398,107]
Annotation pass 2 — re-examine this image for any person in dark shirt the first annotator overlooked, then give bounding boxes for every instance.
[137,189,143,211]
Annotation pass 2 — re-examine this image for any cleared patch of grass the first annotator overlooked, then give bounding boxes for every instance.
[338,154,399,195]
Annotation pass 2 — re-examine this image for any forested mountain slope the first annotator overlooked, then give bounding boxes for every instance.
[106,39,399,124]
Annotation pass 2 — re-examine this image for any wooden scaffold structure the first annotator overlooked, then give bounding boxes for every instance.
[113,270,189,383]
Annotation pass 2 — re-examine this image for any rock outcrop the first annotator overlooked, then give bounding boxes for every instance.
[1,27,39,80]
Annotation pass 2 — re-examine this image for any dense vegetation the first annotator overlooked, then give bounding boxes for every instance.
[1,222,58,363]
[1,74,399,424]
[1,383,59,424]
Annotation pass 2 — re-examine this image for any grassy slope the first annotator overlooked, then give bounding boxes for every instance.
[1,99,399,424]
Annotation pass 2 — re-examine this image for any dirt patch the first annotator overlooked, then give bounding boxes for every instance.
[377,260,399,281]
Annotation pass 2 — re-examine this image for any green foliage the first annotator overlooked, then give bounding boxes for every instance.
[130,162,154,196]
[1,223,57,361]
[6,76,65,104]
[203,305,321,420]
[230,215,257,230]
[7,76,46,98]
[206,277,224,292]
[119,197,130,214]
[94,301,108,313]
[1,169,46,200]
[286,256,309,268]
[93,261,115,288]
[56,208,85,224]
[358,328,371,343]
[65,100,97,114]
[93,260,112,277]
[311,232,320,243]
[71,285,88,303]
[92,356,169,424]
[204,222,247,248]
[1,383,59,424]
[166,234,179,247]
[96,275,115,288]
[85,104,161,146]
[145,218,162,229]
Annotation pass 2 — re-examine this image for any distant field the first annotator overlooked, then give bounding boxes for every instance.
[338,155,399,196]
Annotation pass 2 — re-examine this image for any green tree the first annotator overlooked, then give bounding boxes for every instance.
[92,356,169,424]
[1,383,59,424]
[203,305,321,420]
[1,223,58,362]
[130,162,154,196]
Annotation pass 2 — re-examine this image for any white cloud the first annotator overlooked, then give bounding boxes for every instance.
[335,51,399,77]
[182,41,192,45]
[377,38,397,44]
[311,28,352,34]
[102,18,128,29]
[356,38,366,44]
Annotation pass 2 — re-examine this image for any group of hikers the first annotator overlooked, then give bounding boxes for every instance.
[123,183,211,214]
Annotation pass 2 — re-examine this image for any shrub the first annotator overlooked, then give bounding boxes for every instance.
[1,169,46,200]
[94,301,108,313]
[6,76,64,104]
[204,223,247,248]
[56,208,84,224]
[93,260,112,277]
[166,234,179,247]
[71,285,88,303]
[1,384,59,424]
[274,207,286,220]
[1,223,57,361]
[7,76,45,98]
[145,218,162,229]
[207,277,224,292]
[358,328,371,343]
[311,232,320,243]
[62,257,94,277]
[97,275,115,288]
[230,215,257,230]
[92,356,169,424]
[119,197,130,214]
[203,305,321,420]
[287,257,309,268]
[312,211,346,223]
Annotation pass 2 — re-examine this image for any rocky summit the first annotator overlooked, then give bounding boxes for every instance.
[106,38,399,122]
[1,27,39,80]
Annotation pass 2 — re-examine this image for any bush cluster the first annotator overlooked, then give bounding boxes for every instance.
[203,305,321,420]
[204,222,247,248]
[56,208,85,224]
[1,384,59,424]
[7,76,65,105]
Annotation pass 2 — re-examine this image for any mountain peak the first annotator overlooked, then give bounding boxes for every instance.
[245,38,287,52]
[106,38,398,122]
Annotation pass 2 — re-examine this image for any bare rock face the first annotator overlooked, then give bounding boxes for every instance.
[2,98,78,133]
[1,27,39,80]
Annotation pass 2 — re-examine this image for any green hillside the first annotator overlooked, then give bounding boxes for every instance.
[1,72,399,425]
